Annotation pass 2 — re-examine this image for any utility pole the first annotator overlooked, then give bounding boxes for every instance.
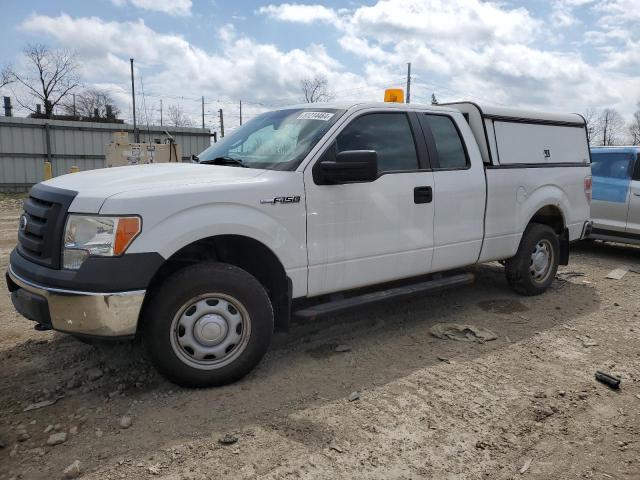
[159,99,163,126]
[72,94,76,118]
[130,58,139,142]
[201,96,205,129]
[219,109,225,138]
[239,100,243,126]
[406,62,411,103]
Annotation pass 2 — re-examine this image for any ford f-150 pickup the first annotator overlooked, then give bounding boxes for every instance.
[6,99,592,387]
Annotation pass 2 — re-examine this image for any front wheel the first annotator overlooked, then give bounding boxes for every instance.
[505,223,559,296]
[142,262,273,387]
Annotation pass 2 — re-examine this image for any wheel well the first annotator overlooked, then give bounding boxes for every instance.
[528,205,569,265]
[529,205,565,234]
[143,235,291,331]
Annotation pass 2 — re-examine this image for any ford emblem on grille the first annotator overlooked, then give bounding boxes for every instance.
[19,214,28,231]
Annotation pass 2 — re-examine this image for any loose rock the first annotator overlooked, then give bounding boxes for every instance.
[335,344,352,352]
[16,424,30,442]
[218,433,238,445]
[46,432,68,446]
[348,391,360,402]
[86,367,104,381]
[119,415,133,429]
[62,460,82,479]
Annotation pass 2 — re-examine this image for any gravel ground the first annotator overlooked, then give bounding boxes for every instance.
[1,195,639,479]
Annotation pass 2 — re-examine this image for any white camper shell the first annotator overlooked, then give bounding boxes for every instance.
[445,102,590,167]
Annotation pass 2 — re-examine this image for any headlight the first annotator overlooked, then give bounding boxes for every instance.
[63,215,141,270]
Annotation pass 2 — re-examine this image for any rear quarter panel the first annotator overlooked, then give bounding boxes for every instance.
[480,166,590,262]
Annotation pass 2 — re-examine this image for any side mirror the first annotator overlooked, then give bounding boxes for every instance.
[191,154,199,163]
[315,150,378,185]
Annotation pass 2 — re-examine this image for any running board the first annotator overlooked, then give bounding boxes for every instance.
[294,272,475,320]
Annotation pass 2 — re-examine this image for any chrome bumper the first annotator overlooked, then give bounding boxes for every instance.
[7,266,145,337]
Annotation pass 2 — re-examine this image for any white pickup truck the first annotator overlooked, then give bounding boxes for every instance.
[6,100,592,387]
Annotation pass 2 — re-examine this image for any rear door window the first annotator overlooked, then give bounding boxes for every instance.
[419,114,468,169]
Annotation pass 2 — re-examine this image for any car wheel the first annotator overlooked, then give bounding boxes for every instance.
[142,262,273,387]
[505,223,559,296]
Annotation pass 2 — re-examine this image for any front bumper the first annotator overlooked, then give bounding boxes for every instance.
[7,266,145,337]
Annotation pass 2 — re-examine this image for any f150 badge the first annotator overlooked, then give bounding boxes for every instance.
[260,196,301,205]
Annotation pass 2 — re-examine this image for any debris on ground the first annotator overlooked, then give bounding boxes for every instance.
[430,323,498,343]
[576,335,599,348]
[595,371,621,389]
[329,444,344,453]
[46,432,68,446]
[23,397,61,412]
[437,356,450,363]
[62,460,82,479]
[16,424,30,442]
[519,458,532,474]
[218,433,238,445]
[348,391,360,402]
[335,344,352,352]
[148,464,161,475]
[605,267,628,280]
[119,415,133,429]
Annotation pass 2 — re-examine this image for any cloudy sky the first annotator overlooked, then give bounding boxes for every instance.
[0,0,638,132]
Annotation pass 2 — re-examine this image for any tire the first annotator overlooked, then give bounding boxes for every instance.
[142,262,273,388]
[505,223,559,296]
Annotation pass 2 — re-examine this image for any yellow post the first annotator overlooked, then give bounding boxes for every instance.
[43,161,53,180]
[70,166,80,173]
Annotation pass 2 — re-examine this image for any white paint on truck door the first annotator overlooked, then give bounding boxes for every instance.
[304,111,435,296]
[417,113,486,271]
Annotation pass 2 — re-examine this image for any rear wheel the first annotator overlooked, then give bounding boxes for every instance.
[142,262,273,387]
[505,223,559,296]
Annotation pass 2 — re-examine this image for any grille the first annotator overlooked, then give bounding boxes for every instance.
[17,184,77,269]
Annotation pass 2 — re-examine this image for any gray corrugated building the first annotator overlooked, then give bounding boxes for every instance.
[0,116,211,191]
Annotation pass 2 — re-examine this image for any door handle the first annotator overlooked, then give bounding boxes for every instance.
[414,186,433,204]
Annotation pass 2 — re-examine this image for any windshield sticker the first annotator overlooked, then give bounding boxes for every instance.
[297,112,335,121]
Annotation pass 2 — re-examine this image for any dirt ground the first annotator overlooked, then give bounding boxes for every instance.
[1,194,639,480]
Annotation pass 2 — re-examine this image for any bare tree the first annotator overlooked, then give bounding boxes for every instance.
[628,102,640,146]
[166,104,192,127]
[301,75,333,103]
[8,43,80,117]
[582,107,599,144]
[0,65,12,89]
[597,108,625,146]
[61,88,121,119]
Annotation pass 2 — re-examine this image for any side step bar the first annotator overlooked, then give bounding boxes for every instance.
[294,272,475,320]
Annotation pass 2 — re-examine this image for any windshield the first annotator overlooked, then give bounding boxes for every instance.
[197,108,344,170]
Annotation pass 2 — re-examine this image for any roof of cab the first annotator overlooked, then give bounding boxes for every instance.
[276,101,459,113]
[277,101,584,124]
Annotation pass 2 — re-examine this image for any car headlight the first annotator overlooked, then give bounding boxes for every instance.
[63,215,141,270]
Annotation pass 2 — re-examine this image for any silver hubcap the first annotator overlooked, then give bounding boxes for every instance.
[529,239,554,283]
[170,294,250,370]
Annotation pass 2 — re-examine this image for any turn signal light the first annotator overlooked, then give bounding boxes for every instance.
[114,217,141,256]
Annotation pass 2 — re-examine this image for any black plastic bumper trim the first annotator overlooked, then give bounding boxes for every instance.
[9,248,165,292]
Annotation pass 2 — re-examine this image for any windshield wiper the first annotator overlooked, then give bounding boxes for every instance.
[200,156,248,168]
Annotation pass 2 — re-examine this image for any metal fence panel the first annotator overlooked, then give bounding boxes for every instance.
[0,117,212,191]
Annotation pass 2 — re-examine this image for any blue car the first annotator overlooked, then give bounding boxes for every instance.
[590,146,640,244]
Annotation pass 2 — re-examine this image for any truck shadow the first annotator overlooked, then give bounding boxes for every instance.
[572,239,640,263]
[0,263,600,477]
